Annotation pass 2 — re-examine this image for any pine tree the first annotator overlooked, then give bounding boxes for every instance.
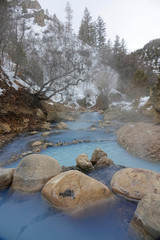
[65,1,73,33]
[96,16,106,47]
[52,14,64,34]
[113,35,121,56]
[78,7,96,46]
[120,38,127,54]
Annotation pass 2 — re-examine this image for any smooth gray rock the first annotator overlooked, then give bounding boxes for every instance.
[12,154,62,192]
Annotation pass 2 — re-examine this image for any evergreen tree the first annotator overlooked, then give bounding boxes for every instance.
[65,1,73,33]
[96,16,106,47]
[78,7,96,46]
[113,35,121,55]
[52,14,64,34]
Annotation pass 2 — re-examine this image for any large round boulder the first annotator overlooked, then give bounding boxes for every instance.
[131,194,160,240]
[91,148,107,165]
[116,122,160,161]
[76,154,94,172]
[0,168,15,190]
[111,168,160,201]
[12,154,62,193]
[42,170,112,212]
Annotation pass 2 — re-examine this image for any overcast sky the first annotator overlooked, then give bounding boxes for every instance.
[38,0,160,52]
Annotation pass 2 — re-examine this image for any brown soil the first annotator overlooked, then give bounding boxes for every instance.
[0,133,17,150]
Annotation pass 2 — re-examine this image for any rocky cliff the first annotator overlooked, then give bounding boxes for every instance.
[16,0,48,27]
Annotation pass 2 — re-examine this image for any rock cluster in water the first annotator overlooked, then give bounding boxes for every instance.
[76,148,114,172]
[1,149,160,239]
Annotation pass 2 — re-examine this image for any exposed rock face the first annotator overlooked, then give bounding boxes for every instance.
[131,194,160,240]
[41,100,76,122]
[95,156,114,168]
[111,168,160,201]
[56,122,69,130]
[91,148,107,165]
[0,168,15,190]
[42,170,112,212]
[33,9,45,27]
[36,108,45,119]
[0,123,11,134]
[41,122,52,131]
[21,0,41,10]
[12,154,62,192]
[47,111,74,122]
[76,154,94,172]
[116,122,160,161]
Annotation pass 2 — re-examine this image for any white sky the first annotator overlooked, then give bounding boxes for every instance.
[38,0,160,52]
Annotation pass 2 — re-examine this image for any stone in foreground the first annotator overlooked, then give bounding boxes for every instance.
[131,194,160,240]
[76,154,94,172]
[12,154,62,192]
[111,168,160,201]
[0,168,15,190]
[42,170,112,212]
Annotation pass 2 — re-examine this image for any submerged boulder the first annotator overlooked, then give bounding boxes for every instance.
[0,168,15,190]
[31,140,43,147]
[111,168,160,201]
[12,154,62,192]
[42,170,112,212]
[76,154,94,172]
[56,122,69,130]
[131,194,160,240]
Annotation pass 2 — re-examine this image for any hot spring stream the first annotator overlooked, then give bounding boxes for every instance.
[0,112,160,240]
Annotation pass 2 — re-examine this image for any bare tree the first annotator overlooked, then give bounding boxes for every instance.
[94,67,118,96]
[0,0,11,68]
[33,45,89,100]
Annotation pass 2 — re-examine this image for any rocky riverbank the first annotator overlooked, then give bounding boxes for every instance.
[116,122,160,161]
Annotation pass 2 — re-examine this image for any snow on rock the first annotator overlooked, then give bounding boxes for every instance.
[138,96,150,108]
[111,101,133,111]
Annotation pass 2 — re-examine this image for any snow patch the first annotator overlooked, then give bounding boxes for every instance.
[2,66,31,91]
[0,89,4,96]
[138,96,150,108]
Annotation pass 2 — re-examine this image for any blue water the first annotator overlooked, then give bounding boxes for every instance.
[0,112,159,240]
[0,180,139,240]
